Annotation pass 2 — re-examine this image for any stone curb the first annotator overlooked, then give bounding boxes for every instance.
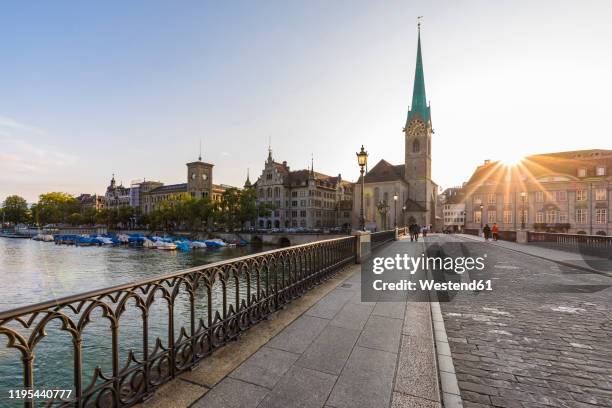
[424,243,463,408]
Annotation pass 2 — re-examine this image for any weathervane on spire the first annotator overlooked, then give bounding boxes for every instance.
[417,16,423,31]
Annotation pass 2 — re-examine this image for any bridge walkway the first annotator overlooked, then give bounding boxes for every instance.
[166,238,448,408]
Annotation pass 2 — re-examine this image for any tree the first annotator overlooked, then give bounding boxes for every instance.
[31,192,80,225]
[2,195,30,224]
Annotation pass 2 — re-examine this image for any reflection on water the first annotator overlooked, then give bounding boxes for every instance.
[0,238,264,407]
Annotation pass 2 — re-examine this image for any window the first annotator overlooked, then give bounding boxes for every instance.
[559,212,568,223]
[487,193,496,204]
[535,191,545,202]
[473,195,482,204]
[487,211,496,224]
[266,172,273,180]
[578,168,587,177]
[596,209,607,224]
[300,210,306,217]
[536,212,544,223]
[473,211,482,223]
[545,210,557,224]
[413,139,420,153]
[503,210,512,224]
[519,210,528,224]
[575,209,587,224]
[595,188,607,201]
[556,191,567,202]
[576,190,587,201]
[596,166,606,176]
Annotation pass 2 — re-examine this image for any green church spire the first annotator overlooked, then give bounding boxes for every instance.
[407,20,430,124]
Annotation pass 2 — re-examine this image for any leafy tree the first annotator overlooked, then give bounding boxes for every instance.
[2,195,30,224]
[31,192,79,225]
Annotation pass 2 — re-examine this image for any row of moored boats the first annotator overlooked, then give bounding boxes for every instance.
[33,233,247,251]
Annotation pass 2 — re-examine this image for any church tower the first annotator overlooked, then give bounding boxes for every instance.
[404,22,434,225]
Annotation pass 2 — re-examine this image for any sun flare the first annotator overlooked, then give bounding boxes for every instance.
[498,150,525,167]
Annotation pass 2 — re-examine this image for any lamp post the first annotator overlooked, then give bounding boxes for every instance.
[356,145,368,231]
[479,203,484,233]
[520,192,527,230]
[393,192,398,228]
[402,205,406,227]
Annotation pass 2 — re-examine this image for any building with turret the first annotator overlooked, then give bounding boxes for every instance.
[253,149,353,229]
[353,24,438,230]
[104,175,131,209]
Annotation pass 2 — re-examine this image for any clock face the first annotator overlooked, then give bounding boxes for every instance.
[408,120,426,137]
[202,173,208,180]
[191,173,196,180]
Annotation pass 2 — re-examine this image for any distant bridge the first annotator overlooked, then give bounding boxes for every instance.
[215,232,349,247]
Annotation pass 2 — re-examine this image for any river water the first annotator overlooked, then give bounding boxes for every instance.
[0,237,263,406]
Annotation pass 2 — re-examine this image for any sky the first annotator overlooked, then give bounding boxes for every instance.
[1,0,611,203]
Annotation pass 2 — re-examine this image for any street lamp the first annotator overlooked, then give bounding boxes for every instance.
[393,192,398,228]
[356,145,368,231]
[402,205,406,227]
[479,203,484,232]
[520,192,527,230]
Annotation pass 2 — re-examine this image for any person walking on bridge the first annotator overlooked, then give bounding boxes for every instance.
[492,223,499,241]
[483,224,491,241]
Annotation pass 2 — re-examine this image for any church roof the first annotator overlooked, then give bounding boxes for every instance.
[407,27,431,125]
[362,160,406,183]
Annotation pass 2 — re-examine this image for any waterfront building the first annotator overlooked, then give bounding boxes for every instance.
[104,175,131,209]
[253,149,354,229]
[76,194,105,211]
[138,156,234,214]
[464,150,612,236]
[353,25,438,230]
[440,187,466,232]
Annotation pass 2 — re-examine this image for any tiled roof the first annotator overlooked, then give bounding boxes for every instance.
[362,160,406,183]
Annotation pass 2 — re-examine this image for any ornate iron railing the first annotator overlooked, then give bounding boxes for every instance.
[0,236,356,408]
[370,229,396,249]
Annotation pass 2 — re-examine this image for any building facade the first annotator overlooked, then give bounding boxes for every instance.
[353,25,438,230]
[138,158,232,215]
[104,175,131,209]
[254,149,353,230]
[464,150,611,236]
[440,187,465,232]
[76,194,105,212]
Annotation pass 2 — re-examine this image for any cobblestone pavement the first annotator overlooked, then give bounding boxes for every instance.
[431,235,612,408]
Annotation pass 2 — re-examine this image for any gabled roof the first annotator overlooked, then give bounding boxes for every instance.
[362,160,406,183]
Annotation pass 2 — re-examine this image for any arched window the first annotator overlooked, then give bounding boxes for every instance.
[413,139,420,153]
